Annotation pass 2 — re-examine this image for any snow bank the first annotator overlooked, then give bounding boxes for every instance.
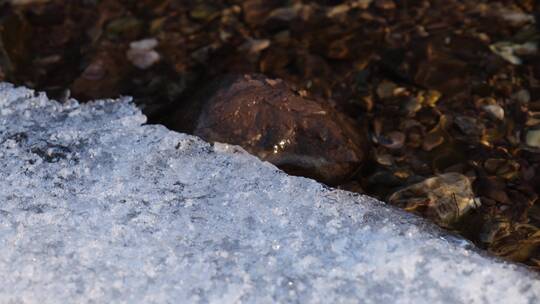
[0,83,538,303]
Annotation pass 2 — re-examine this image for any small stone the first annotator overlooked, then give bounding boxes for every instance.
[81,60,106,81]
[512,89,530,104]
[267,5,302,21]
[374,148,393,166]
[190,4,218,20]
[403,97,422,116]
[525,129,540,148]
[376,80,397,99]
[389,173,479,227]
[489,41,537,65]
[375,0,396,10]
[240,39,271,54]
[327,0,372,17]
[421,90,442,107]
[70,46,129,100]
[422,132,444,151]
[126,38,160,69]
[454,116,484,137]
[326,4,352,18]
[242,0,272,26]
[483,104,505,120]
[526,113,540,127]
[484,159,519,180]
[498,9,535,27]
[379,131,405,150]
[129,38,158,50]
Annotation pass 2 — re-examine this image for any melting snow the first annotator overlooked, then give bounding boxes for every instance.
[0,83,538,303]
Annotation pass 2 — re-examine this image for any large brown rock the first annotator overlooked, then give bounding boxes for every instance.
[191,74,368,185]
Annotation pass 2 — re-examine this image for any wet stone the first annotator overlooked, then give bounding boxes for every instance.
[388,173,481,228]
[190,74,369,185]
